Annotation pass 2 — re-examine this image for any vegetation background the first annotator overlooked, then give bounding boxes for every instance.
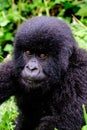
[0,0,87,129]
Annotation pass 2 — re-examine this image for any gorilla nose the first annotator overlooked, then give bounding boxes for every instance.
[26,60,38,71]
[26,64,38,71]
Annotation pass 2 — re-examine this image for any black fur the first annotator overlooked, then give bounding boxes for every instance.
[0,16,87,130]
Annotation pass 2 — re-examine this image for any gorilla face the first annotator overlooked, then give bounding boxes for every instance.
[14,16,77,88]
[20,45,58,89]
[21,50,48,84]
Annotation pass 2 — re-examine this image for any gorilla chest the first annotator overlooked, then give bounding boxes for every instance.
[16,94,52,117]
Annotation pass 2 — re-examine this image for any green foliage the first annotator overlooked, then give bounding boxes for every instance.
[0,0,25,56]
[0,97,18,130]
[71,22,87,50]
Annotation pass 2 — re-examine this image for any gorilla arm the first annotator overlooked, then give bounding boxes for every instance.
[37,103,83,130]
[38,92,84,130]
[0,60,17,103]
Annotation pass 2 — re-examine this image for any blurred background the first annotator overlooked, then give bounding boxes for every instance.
[0,0,87,130]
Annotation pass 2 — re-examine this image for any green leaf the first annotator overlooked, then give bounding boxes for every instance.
[0,32,3,37]
[0,56,4,62]
[4,44,13,53]
[76,6,87,17]
[0,13,10,27]
[4,33,13,41]
[55,0,67,3]
[82,104,87,125]
[54,128,58,130]
[81,125,87,130]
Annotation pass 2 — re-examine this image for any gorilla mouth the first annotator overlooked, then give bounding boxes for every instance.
[21,76,49,90]
[21,75,47,86]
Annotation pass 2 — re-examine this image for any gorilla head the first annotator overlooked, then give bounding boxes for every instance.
[14,16,77,89]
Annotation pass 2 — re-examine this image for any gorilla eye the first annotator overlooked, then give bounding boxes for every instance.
[25,50,31,55]
[39,54,47,59]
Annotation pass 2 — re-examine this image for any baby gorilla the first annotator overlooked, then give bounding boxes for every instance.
[0,16,87,130]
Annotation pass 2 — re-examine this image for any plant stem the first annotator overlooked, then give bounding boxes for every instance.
[44,0,50,16]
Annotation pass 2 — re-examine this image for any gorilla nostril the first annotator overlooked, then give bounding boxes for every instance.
[26,65,29,69]
[31,67,37,71]
[26,64,38,71]
[26,60,39,71]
